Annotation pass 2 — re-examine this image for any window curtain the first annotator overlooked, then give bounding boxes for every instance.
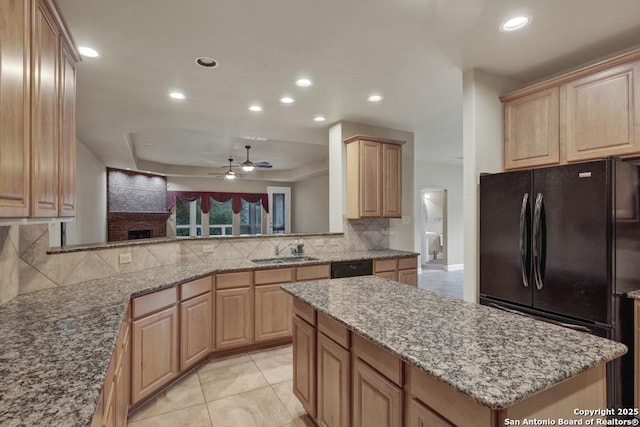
[167,191,269,214]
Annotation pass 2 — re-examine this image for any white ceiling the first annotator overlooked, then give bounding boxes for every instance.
[58,0,640,179]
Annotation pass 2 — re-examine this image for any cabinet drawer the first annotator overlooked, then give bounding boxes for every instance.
[374,258,397,273]
[296,264,330,281]
[317,312,350,349]
[352,333,402,386]
[254,268,294,285]
[216,271,252,289]
[180,276,212,300]
[398,256,417,270]
[132,287,177,319]
[294,299,316,326]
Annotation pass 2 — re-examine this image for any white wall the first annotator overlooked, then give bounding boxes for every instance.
[292,174,329,233]
[328,121,415,252]
[167,177,288,192]
[51,140,107,246]
[462,69,522,302]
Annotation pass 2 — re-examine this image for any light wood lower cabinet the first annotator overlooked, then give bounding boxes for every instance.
[398,269,417,287]
[317,332,350,427]
[215,287,253,349]
[180,292,212,371]
[352,357,402,427]
[131,306,179,404]
[255,284,292,342]
[374,256,418,285]
[293,315,316,418]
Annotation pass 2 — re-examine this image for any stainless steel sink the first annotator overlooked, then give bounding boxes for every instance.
[251,256,319,264]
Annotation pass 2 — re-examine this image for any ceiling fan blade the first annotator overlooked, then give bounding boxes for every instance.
[254,161,272,168]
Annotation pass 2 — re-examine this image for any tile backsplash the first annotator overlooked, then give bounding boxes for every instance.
[0,217,389,304]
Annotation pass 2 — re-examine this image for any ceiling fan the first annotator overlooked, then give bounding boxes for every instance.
[208,158,244,180]
[239,145,272,171]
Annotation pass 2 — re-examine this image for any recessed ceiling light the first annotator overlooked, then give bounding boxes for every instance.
[296,78,313,87]
[280,97,295,104]
[169,91,186,100]
[78,46,100,58]
[313,116,326,122]
[368,94,383,102]
[195,56,219,68]
[249,105,263,112]
[500,16,531,32]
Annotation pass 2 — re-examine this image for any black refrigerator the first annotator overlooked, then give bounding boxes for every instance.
[479,158,640,407]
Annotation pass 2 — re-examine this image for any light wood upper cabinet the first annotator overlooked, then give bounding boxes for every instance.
[31,0,60,217]
[0,0,31,217]
[0,0,78,219]
[563,62,640,162]
[345,136,404,219]
[502,50,640,170]
[503,87,560,170]
[131,306,179,404]
[58,39,76,216]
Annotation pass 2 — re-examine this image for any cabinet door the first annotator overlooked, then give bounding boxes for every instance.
[293,315,316,418]
[406,398,453,427]
[564,62,640,162]
[398,269,418,287]
[382,143,402,217]
[215,287,252,349]
[116,322,131,427]
[255,284,292,342]
[360,140,382,217]
[317,332,350,427]
[31,0,60,217]
[131,306,179,404]
[503,87,559,170]
[0,0,30,217]
[180,292,212,370]
[352,358,402,427]
[58,40,76,217]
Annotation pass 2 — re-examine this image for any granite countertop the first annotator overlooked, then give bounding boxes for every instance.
[281,277,627,410]
[0,249,416,426]
[627,289,640,299]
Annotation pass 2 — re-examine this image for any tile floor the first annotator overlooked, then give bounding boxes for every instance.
[127,345,314,427]
[418,268,464,299]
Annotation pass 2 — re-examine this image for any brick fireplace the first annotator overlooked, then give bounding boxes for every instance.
[107,168,169,242]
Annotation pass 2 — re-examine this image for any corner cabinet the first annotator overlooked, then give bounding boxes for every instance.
[501,49,640,171]
[345,136,403,219]
[0,0,79,219]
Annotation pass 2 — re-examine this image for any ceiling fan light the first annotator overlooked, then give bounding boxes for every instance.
[242,165,255,172]
[224,173,236,180]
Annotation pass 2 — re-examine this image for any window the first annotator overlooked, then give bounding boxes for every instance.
[175,199,202,236]
[209,199,233,236]
[240,199,262,235]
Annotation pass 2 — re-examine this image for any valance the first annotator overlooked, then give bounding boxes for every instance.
[166,191,269,214]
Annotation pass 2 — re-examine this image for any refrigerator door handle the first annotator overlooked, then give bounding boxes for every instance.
[533,192,544,290]
[519,192,529,288]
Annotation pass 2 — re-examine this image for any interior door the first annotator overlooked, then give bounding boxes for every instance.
[532,160,611,324]
[479,170,532,306]
[267,186,291,234]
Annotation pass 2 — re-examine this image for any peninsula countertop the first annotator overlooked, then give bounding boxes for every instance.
[281,276,627,410]
[0,249,416,427]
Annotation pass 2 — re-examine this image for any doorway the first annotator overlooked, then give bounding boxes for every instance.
[267,186,291,234]
[420,189,447,270]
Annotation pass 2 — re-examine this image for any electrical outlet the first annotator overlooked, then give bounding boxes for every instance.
[330,238,339,245]
[203,245,214,253]
[119,253,133,264]
[388,227,395,235]
[402,216,410,225]
[314,239,325,247]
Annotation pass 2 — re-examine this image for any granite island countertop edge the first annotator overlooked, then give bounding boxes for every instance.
[281,277,627,411]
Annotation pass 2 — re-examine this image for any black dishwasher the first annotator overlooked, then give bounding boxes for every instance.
[330,260,373,278]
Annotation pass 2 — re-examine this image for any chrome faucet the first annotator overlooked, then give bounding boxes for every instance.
[274,242,296,256]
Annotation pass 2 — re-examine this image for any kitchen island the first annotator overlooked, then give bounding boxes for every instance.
[282,277,627,426]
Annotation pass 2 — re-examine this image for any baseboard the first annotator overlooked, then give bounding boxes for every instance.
[444,264,464,271]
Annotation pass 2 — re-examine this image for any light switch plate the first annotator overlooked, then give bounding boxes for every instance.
[203,245,214,253]
[119,253,133,264]
[402,216,410,224]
